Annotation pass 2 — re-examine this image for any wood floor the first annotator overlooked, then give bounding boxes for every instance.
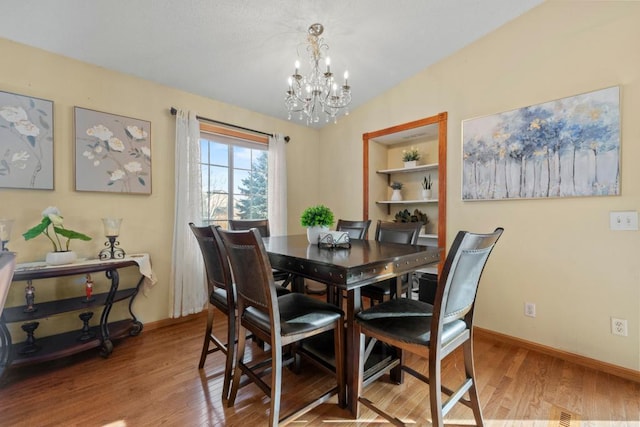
[1,310,638,427]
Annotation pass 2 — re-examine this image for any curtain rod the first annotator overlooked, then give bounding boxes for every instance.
[169,107,290,142]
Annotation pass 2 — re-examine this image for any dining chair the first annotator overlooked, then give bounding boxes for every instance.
[188,223,237,399]
[321,219,373,304]
[355,227,504,426]
[228,219,271,237]
[336,219,372,240]
[228,218,292,286]
[190,223,290,397]
[219,228,345,427]
[360,220,423,305]
[0,252,17,377]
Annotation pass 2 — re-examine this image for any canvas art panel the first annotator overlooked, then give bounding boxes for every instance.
[75,107,151,194]
[0,91,54,190]
[462,86,620,201]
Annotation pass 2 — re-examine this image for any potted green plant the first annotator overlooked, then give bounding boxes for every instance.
[300,204,335,243]
[422,174,433,199]
[23,206,92,265]
[390,181,403,201]
[401,146,420,168]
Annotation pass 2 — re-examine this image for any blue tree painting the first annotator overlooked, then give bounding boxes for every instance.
[462,86,620,200]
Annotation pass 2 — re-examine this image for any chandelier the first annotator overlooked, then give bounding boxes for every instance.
[285,23,351,125]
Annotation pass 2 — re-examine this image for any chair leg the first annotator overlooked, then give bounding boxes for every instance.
[198,304,215,369]
[222,307,236,400]
[227,324,247,407]
[354,324,366,419]
[269,339,283,427]
[463,338,484,426]
[334,318,346,408]
[429,351,444,427]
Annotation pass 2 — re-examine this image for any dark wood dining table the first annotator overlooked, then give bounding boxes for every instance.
[263,234,441,417]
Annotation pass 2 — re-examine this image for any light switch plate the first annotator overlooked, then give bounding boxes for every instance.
[610,211,638,231]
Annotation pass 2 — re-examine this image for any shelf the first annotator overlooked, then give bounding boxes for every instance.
[2,288,137,323]
[377,163,438,174]
[376,199,438,204]
[9,319,136,367]
[13,259,138,281]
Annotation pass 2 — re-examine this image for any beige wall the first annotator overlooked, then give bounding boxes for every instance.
[0,38,319,322]
[1,0,638,372]
[319,0,640,370]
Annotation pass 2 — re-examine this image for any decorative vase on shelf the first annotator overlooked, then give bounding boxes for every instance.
[422,189,433,200]
[45,251,77,266]
[391,189,403,201]
[306,225,329,244]
[403,161,417,168]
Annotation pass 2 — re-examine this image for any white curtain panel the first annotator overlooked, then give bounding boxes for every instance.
[170,110,207,318]
[268,134,287,236]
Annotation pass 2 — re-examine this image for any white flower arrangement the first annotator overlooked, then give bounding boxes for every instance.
[23,207,91,252]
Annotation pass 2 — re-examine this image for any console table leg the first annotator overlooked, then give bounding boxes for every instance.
[100,339,113,358]
[100,269,120,344]
[127,276,145,336]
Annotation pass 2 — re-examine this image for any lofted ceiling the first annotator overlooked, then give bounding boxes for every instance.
[0,0,543,128]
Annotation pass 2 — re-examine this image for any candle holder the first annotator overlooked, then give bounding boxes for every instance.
[77,312,96,342]
[0,218,14,251]
[99,218,125,260]
[19,322,41,355]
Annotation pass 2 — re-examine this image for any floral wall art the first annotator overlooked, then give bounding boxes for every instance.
[462,86,620,201]
[0,91,54,190]
[75,107,151,194]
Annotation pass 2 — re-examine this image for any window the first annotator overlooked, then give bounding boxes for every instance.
[199,131,268,228]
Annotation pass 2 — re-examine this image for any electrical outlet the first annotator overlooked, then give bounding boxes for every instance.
[609,211,639,231]
[524,302,536,318]
[611,318,628,336]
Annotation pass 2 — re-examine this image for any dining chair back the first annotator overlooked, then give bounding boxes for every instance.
[228,218,291,286]
[228,219,270,237]
[189,223,236,399]
[219,228,345,427]
[336,219,371,240]
[355,227,504,426]
[374,220,422,244]
[361,220,424,304]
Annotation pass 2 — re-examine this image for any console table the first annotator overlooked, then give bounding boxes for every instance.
[0,254,153,379]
